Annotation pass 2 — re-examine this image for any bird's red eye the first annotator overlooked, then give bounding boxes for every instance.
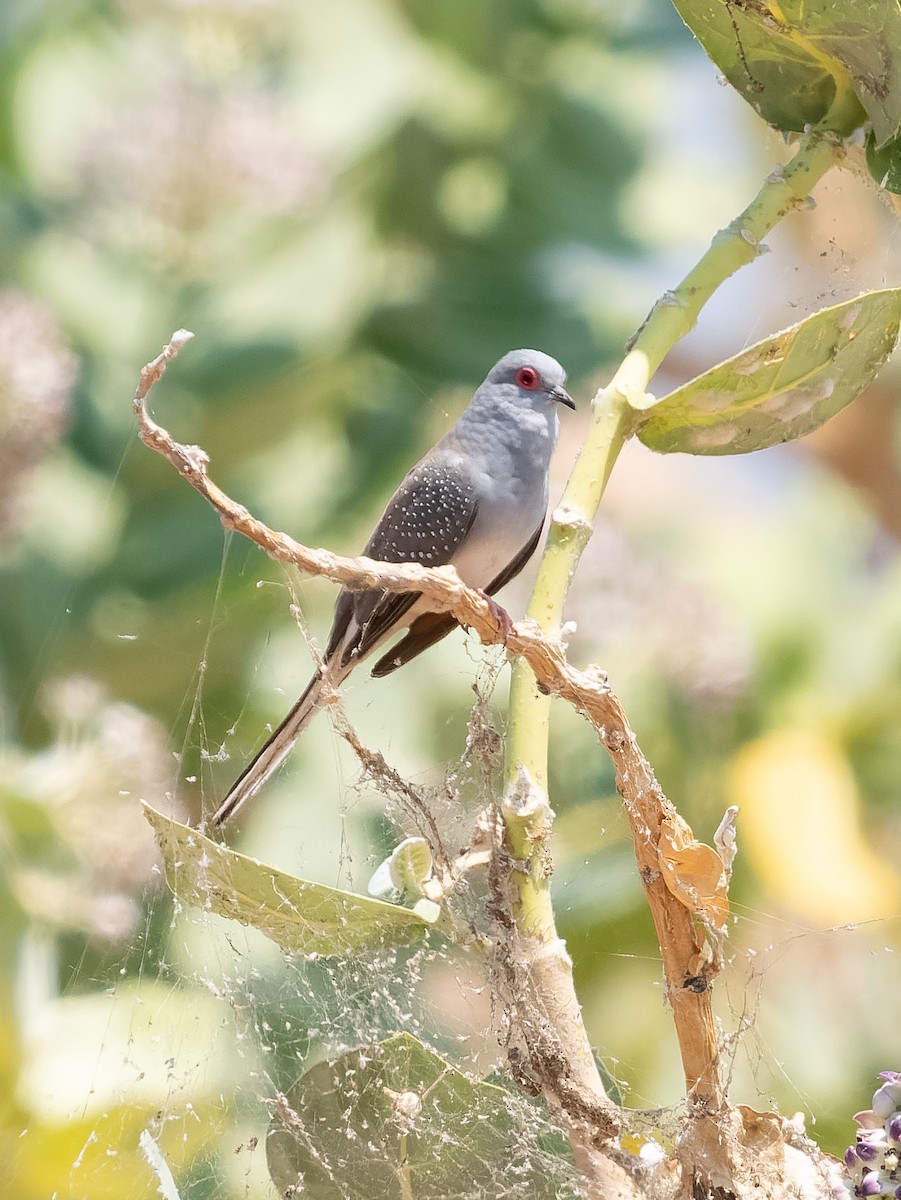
[515,366,541,391]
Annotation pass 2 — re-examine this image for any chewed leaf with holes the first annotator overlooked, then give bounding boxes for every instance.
[267,1033,574,1199]
[672,0,901,145]
[143,804,435,955]
[638,290,901,456]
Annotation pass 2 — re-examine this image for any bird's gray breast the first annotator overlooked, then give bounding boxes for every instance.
[445,407,557,588]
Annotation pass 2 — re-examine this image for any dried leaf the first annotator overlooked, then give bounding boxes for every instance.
[658,815,730,934]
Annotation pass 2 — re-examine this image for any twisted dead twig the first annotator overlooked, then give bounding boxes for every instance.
[135,332,725,1145]
[134,343,642,779]
[134,339,619,734]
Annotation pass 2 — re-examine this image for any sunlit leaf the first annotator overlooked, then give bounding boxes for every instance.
[143,804,434,956]
[12,1111,196,1200]
[672,0,901,143]
[728,730,901,924]
[637,290,901,455]
[13,980,234,1199]
[267,1033,574,1200]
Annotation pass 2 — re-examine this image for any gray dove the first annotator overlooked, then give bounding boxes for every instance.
[211,349,574,826]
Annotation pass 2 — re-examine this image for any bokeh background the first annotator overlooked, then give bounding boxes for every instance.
[2,0,901,1195]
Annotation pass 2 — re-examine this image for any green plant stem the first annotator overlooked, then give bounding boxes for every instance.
[502,123,845,929]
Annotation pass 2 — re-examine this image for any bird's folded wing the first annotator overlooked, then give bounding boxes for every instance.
[369,519,544,678]
[328,456,481,668]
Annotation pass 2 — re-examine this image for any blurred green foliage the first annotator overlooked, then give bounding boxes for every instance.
[1,0,901,1196]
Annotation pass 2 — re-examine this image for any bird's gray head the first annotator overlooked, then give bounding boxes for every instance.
[484,349,575,411]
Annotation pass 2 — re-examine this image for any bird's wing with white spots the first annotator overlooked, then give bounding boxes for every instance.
[327,457,480,667]
[369,518,545,678]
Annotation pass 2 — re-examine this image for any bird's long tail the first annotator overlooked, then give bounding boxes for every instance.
[209,662,343,827]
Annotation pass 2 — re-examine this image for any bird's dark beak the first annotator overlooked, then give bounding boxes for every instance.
[551,384,576,410]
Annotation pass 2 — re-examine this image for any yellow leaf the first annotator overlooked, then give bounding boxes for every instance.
[728,730,901,923]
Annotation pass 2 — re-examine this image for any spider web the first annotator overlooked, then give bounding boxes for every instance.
[10,102,901,1200]
[21,507,898,1200]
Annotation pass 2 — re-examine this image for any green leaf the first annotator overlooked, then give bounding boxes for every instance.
[866,128,901,193]
[672,0,901,142]
[266,1033,575,1200]
[143,804,434,956]
[637,290,901,456]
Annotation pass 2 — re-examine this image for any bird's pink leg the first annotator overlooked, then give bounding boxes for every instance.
[476,590,515,643]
